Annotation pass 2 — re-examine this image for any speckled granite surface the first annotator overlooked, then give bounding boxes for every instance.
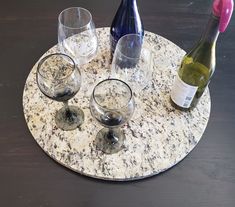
[23,27,211,181]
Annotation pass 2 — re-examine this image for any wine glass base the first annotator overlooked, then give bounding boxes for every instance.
[95,128,125,154]
[55,105,84,131]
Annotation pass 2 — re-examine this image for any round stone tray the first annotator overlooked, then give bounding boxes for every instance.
[23,27,211,181]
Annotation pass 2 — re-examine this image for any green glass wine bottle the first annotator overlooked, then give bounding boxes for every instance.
[170,0,233,110]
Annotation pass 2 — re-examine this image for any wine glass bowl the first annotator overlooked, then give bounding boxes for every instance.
[37,53,84,131]
[111,34,153,93]
[90,79,135,154]
[58,7,98,66]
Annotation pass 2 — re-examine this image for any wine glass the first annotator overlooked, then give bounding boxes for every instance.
[58,7,98,66]
[90,79,135,154]
[36,53,84,131]
[111,34,153,93]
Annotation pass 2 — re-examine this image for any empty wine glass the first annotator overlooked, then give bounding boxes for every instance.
[90,79,135,154]
[58,7,98,66]
[111,34,153,93]
[37,53,84,131]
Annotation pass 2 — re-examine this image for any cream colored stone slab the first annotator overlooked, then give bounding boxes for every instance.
[23,27,210,181]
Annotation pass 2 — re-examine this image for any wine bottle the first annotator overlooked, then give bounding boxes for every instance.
[110,0,144,56]
[171,0,234,110]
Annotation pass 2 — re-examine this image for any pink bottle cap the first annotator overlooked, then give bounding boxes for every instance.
[213,0,234,32]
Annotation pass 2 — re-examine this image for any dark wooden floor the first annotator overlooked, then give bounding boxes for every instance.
[0,0,234,206]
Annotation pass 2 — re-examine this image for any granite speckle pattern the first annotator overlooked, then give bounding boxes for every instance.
[23,27,211,181]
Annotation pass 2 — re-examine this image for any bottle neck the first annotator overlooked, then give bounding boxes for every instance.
[201,14,220,44]
[122,0,136,6]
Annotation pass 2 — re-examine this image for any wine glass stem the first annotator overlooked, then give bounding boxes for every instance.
[107,129,119,144]
[63,101,72,118]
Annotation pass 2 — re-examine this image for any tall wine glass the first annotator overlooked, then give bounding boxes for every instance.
[58,7,98,66]
[37,53,84,131]
[90,79,135,154]
[111,34,153,93]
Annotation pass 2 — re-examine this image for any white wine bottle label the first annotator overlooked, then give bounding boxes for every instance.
[171,74,198,108]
